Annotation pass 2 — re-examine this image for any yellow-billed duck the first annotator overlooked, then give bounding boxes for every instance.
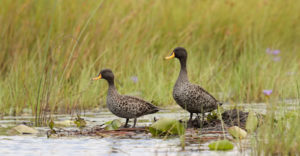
[165,47,222,125]
[93,69,159,128]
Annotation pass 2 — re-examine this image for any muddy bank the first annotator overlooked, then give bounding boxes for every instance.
[189,109,252,130]
[48,109,257,138]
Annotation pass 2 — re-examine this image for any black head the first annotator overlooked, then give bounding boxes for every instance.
[165,47,187,60]
[93,68,114,82]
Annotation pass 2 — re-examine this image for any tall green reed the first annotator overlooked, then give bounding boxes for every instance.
[0,0,299,117]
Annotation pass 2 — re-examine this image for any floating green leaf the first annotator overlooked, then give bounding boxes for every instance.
[208,140,234,151]
[104,119,122,130]
[149,118,185,137]
[228,126,247,139]
[246,111,258,133]
[104,120,112,125]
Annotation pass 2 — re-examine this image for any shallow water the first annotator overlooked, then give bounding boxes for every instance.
[0,101,298,156]
[0,135,245,156]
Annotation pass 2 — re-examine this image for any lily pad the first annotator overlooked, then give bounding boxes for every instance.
[246,111,258,133]
[228,126,247,139]
[208,140,234,151]
[149,118,185,137]
[104,119,122,130]
[12,125,38,134]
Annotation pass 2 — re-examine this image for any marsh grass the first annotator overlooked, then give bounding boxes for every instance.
[249,84,300,155]
[0,0,299,119]
[251,103,300,155]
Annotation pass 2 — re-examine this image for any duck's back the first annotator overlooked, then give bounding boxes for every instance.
[173,82,220,113]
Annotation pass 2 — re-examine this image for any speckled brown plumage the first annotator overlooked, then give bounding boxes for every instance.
[94,69,159,127]
[166,47,222,124]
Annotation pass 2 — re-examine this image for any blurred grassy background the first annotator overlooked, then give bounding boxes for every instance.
[0,0,299,115]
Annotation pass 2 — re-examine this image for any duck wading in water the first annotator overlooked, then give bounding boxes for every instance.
[93,69,159,128]
[165,47,222,126]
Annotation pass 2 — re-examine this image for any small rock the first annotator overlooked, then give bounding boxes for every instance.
[228,126,247,139]
[0,125,8,128]
[55,120,76,127]
[12,124,38,134]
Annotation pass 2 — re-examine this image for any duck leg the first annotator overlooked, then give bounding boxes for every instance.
[124,118,129,128]
[133,118,137,128]
[201,111,205,128]
[200,105,204,128]
[189,113,193,121]
[196,113,201,128]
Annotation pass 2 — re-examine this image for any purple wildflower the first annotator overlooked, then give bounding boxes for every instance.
[273,56,281,62]
[266,48,280,55]
[130,76,138,83]
[272,50,280,55]
[266,48,272,54]
[263,90,272,96]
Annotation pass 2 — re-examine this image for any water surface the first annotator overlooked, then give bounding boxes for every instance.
[2,101,298,156]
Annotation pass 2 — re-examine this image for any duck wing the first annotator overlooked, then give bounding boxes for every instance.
[186,83,222,112]
[120,95,159,117]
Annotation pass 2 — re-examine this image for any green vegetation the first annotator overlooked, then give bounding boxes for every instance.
[252,104,300,155]
[104,119,121,130]
[149,118,185,137]
[0,0,299,118]
[208,140,234,151]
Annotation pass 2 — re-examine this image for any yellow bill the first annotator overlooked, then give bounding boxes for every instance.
[165,52,175,60]
[92,74,102,80]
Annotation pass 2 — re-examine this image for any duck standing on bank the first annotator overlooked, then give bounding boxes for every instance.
[93,69,159,128]
[165,47,222,126]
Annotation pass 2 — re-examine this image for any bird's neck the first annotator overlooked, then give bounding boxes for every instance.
[177,58,189,83]
[107,79,119,96]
